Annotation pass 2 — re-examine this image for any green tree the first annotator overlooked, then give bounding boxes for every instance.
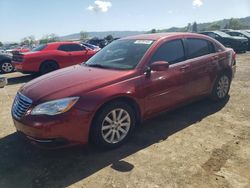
[151,29,157,33]
[20,35,35,46]
[192,22,198,32]
[80,31,89,40]
[186,23,192,32]
[209,24,221,31]
[105,34,113,41]
[39,33,59,44]
[0,41,3,47]
[227,18,245,30]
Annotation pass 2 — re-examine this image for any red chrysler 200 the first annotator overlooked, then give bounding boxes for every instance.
[12,42,97,75]
[11,33,236,149]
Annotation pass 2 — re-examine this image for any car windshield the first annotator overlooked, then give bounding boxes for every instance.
[241,31,250,37]
[85,39,154,70]
[32,44,47,51]
[215,31,231,37]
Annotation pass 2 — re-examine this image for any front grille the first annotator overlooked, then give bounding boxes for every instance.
[12,92,32,119]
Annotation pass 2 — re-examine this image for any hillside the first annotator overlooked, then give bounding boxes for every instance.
[162,17,250,32]
[60,31,145,41]
[60,16,250,40]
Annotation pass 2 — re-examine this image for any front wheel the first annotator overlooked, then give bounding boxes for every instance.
[90,101,136,149]
[211,73,231,101]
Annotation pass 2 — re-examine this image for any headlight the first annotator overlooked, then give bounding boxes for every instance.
[31,97,79,116]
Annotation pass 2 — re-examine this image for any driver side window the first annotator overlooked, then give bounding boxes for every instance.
[151,39,185,65]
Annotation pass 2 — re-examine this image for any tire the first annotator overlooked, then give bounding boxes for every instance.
[39,61,59,75]
[211,72,231,101]
[0,61,14,73]
[90,101,136,149]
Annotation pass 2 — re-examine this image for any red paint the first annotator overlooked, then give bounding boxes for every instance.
[12,42,97,73]
[12,33,236,147]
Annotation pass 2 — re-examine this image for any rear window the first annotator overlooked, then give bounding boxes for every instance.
[32,44,47,51]
[58,44,84,52]
[186,38,211,59]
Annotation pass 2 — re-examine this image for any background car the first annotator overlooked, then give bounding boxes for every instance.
[12,42,97,75]
[200,31,248,52]
[86,38,108,48]
[12,33,236,149]
[225,30,250,50]
[81,42,101,51]
[0,53,14,73]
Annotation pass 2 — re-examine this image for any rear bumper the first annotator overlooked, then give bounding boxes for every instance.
[12,108,93,148]
[12,61,39,73]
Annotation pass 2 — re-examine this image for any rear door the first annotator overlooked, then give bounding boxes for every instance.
[183,38,217,98]
[144,39,191,115]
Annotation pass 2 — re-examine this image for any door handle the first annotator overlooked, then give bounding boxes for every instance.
[212,56,219,60]
[180,65,190,72]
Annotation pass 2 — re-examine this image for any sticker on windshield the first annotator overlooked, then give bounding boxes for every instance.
[134,40,153,45]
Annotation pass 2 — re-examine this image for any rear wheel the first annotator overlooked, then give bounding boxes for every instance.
[211,73,231,101]
[0,61,14,73]
[90,101,136,149]
[39,61,59,75]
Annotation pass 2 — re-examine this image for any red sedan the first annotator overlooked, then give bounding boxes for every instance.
[12,42,97,74]
[12,33,236,149]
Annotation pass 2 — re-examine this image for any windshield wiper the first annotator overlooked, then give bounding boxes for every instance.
[85,63,109,69]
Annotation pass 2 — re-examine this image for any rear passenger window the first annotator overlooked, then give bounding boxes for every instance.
[151,40,185,64]
[58,44,84,52]
[68,44,84,51]
[186,39,211,59]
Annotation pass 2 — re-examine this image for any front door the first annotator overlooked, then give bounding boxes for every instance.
[144,39,190,116]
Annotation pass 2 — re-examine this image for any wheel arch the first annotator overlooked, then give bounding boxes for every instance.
[88,96,142,141]
[39,59,59,70]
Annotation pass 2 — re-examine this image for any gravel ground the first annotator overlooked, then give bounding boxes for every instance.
[0,52,249,188]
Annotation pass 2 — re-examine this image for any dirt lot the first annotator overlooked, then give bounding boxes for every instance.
[0,53,250,188]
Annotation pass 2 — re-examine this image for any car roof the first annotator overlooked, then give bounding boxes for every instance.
[122,32,207,41]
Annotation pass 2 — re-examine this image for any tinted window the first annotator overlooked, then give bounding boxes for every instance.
[151,40,185,64]
[32,44,47,51]
[206,32,217,38]
[58,44,84,52]
[85,39,153,70]
[186,39,210,59]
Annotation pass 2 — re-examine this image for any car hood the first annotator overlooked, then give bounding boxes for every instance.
[19,65,135,103]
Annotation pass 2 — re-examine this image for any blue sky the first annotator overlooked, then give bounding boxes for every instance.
[0,0,249,42]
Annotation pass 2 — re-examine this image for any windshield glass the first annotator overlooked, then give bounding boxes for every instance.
[215,31,231,37]
[32,44,47,51]
[241,31,250,37]
[85,39,154,70]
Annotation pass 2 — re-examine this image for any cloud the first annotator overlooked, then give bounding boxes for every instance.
[87,1,112,12]
[192,0,203,8]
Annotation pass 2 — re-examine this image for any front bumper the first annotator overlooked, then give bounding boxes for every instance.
[12,108,93,148]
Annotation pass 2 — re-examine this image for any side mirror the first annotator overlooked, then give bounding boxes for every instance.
[150,61,169,71]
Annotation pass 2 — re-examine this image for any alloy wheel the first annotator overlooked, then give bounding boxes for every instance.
[101,108,131,144]
[1,62,13,73]
[216,75,230,99]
